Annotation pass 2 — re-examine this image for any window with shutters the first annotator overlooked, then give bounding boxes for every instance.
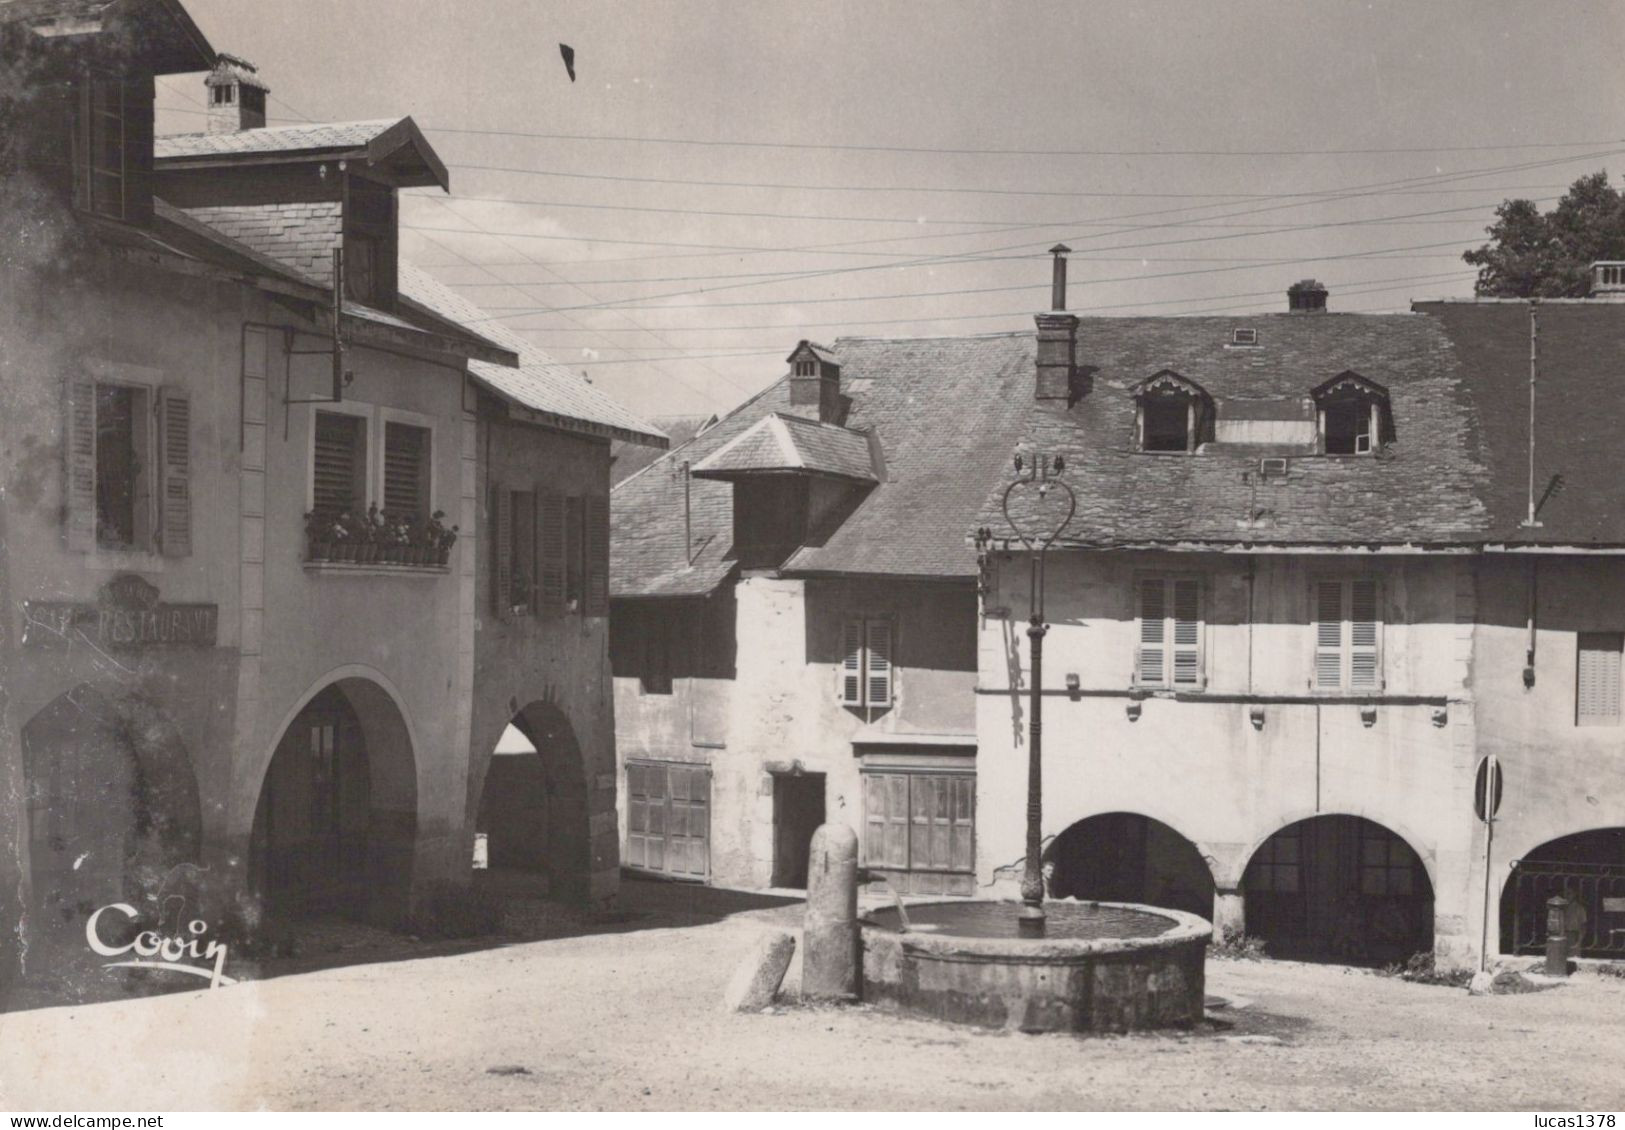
[861,771,974,876]
[65,372,190,556]
[1576,632,1624,726]
[509,489,535,612]
[841,618,895,710]
[312,411,366,516]
[1311,578,1382,692]
[565,495,585,606]
[76,79,127,221]
[381,421,430,522]
[1135,577,1204,689]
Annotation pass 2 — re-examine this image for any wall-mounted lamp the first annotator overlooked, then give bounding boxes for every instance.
[1360,704,1378,728]
[1249,704,1265,730]
[1125,700,1142,723]
[1522,665,1536,690]
[1431,705,1449,728]
[1065,673,1081,693]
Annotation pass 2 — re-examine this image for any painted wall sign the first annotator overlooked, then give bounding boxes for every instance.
[21,573,218,649]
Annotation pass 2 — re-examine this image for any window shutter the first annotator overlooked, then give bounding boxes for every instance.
[1172,578,1201,687]
[1577,633,1623,725]
[492,483,511,617]
[382,422,429,520]
[157,386,191,557]
[63,377,97,551]
[1137,579,1166,685]
[862,773,888,866]
[312,412,361,514]
[537,492,566,614]
[1349,579,1380,689]
[585,494,610,617]
[840,620,864,705]
[909,774,934,870]
[1314,580,1344,689]
[950,775,975,873]
[866,619,893,707]
[884,774,909,867]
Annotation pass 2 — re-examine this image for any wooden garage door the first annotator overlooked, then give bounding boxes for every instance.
[626,760,710,880]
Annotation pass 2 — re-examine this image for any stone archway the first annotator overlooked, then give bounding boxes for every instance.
[249,676,418,924]
[1043,812,1215,921]
[473,701,589,903]
[20,685,202,967]
[1499,827,1625,958]
[1242,814,1433,965]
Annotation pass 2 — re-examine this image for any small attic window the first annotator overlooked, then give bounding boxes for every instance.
[211,85,234,105]
[793,360,816,377]
[1313,371,1393,456]
[1143,399,1191,452]
[1231,328,1259,346]
[1135,370,1214,454]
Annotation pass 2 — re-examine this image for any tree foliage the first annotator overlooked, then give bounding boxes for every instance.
[1464,171,1625,297]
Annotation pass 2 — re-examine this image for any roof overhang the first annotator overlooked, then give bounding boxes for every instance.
[471,374,670,446]
[154,116,450,192]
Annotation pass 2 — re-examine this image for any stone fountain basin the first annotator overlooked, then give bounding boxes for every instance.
[860,899,1211,1033]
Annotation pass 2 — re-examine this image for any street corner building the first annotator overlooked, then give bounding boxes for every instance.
[611,255,1625,970]
[0,0,664,1004]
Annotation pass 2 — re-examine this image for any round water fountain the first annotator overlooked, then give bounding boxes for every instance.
[860,899,1211,1033]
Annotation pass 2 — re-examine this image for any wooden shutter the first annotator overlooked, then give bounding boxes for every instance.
[537,492,566,614]
[585,494,609,617]
[382,422,429,519]
[862,773,889,865]
[909,775,938,870]
[313,412,361,514]
[1349,579,1380,689]
[861,772,909,868]
[63,377,97,551]
[157,386,191,557]
[950,775,975,873]
[1137,579,1166,685]
[492,483,511,616]
[1313,580,1344,689]
[1171,578,1201,687]
[1577,633,1624,725]
[841,620,864,705]
[866,619,893,707]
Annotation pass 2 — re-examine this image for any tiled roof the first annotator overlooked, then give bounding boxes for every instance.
[181,201,342,285]
[155,120,400,159]
[979,314,1490,548]
[1416,301,1625,545]
[691,413,876,482]
[612,415,714,484]
[612,332,1038,596]
[397,264,666,446]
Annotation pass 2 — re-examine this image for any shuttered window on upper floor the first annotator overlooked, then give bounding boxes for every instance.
[1136,577,1203,689]
[1312,578,1382,692]
[841,618,894,709]
[1577,632,1623,726]
[382,421,430,521]
[313,411,365,516]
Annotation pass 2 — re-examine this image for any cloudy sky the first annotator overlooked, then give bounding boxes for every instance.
[156,0,1625,417]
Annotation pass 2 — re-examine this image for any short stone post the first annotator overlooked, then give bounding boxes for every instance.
[803,823,859,1001]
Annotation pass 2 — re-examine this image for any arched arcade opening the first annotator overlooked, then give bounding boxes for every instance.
[472,700,590,903]
[1044,812,1216,922]
[249,677,418,924]
[1500,827,1625,959]
[1242,814,1433,965]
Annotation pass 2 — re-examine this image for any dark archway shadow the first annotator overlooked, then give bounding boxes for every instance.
[472,701,590,904]
[1043,811,1215,922]
[1242,814,1433,967]
[1500,827,1625,958]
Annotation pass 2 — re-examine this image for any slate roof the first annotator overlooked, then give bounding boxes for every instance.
[155,120,401,159]
[691,413,876,482]
[1415,300,1625,545]
[612,415,714,484]
[397,264,666,446]
[180,201,343,285]
[612,332,1038,597]
[980,314,1490,549]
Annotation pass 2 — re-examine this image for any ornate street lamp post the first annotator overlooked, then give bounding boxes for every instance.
[981,452,1075,938]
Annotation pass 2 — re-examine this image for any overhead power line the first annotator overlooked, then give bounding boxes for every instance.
[423,123,1622,158]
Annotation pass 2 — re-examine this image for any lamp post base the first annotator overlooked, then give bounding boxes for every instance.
[1017,904,1047,938]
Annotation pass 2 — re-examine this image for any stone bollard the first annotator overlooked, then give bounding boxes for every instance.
[723,928,796,1012]
[802,823,859,1002]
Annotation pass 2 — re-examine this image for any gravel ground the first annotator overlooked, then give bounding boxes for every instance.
[2,878,1623,1111]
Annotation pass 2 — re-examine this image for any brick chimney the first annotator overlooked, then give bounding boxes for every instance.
[1036,244,1078,401]
[205,54,268,134]
[1288,278,1328,313]
[787,341,841,423]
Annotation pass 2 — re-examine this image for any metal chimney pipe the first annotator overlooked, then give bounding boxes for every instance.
[1049,244,1071,311]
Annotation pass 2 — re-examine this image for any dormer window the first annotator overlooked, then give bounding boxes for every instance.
[793,360,816,377]
[211,85,235,105]
[76,78,128,221]
[1135,370,1214,454]
[1313,371,1393,456]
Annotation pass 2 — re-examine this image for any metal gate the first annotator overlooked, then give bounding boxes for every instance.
[1507,859,1625,957]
